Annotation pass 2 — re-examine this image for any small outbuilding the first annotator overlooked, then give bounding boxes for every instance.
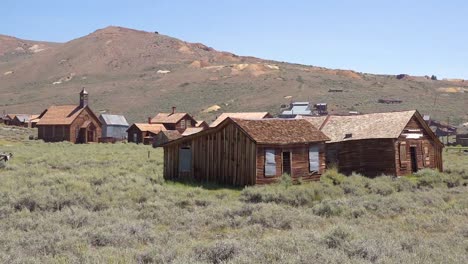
[163,118,330,186]
[99,114,129,142]
[303,110,443,177]
[36,88,102,143]
[127,123,166,144]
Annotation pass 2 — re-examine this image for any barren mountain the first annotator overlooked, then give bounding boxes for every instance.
[0,26,466,124]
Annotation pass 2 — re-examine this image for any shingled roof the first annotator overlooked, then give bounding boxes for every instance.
[232,118,329,144]
[151,113,192,124]
[36,105,84,125]
[210,112,271,127]
[304,110,418,143]
[129,123,167,134]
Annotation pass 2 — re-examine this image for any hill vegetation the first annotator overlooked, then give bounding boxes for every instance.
[0,26,467,124]
[0,125,467,263]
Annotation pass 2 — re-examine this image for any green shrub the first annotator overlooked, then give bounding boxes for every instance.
[321,168,346,185]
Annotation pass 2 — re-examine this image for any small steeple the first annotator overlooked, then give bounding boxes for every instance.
[79,87,88,108]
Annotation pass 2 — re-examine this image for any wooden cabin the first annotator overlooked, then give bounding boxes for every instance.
[127,123,166,144]
[303,110,443,177]
[153,130,183,148]
[9,114,40,127]
[36,89,102,143]
[210,112,272,127]
[151,107,197,133]
[163,118,330,186]
[99,114,129,142]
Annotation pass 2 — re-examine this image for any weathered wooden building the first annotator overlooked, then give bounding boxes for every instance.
[36,88,102,143]
[303,110,443,177]
[151,107,197,133]
[210,112,272,127]
[153,130,183,148]
[127,123,166,144]
[99,114,129,142]
[8,114,40,127]
[163,118,330,186]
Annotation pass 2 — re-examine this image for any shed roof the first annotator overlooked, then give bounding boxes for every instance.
[304,110,419,143]
[36,105,84,125]
[232,118,329,144]
[151,113,192,124]
[210,112,271,127]
[99,114,129,126]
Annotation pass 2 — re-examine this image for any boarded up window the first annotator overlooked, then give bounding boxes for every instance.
[180,120,186,129]
[423,145,430,166]
[399,142,407,167]
[265,149,276,177]
[179,147,192,172]
[309,145,319,172]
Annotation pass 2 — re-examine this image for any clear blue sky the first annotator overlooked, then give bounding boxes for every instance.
[2,0,467,79]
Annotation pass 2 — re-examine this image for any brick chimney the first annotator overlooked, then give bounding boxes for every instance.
[148,117,152,124]
[171,106,176,114]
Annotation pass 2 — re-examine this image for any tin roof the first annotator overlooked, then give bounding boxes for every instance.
[210,112,271,127]
[99,114,129,126]
[281,102,312,115]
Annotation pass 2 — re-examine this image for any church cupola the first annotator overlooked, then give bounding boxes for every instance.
[79,88,89,108]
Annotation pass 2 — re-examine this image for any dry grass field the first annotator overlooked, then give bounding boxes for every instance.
[0,125,467,263]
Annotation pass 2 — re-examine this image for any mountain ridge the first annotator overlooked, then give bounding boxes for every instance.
[0,26,466,124]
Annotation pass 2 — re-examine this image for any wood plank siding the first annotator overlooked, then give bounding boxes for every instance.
[164,122,257,186]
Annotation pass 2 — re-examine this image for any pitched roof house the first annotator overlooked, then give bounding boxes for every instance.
[210,112,272,127]
[127,123,166,144]
[151,107,197,132]
[302,110,443,177]
[36,89,102,143]
[8,114,40,127]
[163,118,329,186]
[99,114,129,142]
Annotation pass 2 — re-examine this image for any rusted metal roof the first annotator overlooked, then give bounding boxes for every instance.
[210,112,271,127]
[36,105,84,125]
[304,110,418,143]
[232,118,329,144]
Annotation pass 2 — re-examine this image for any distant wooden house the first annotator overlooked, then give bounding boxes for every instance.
[99,114,129,142]
[153,130,183,148]
[304,110,443,177]
[210,112,272,127]
[36,88,102,143]
[2,114,15,125]
[9,114,40,127]
[151,107,197,133]
[127,122,166,144]
[163,118,330,186]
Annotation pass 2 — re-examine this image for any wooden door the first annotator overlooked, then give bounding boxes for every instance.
[410,146,418,173]
[282,152,291,175]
